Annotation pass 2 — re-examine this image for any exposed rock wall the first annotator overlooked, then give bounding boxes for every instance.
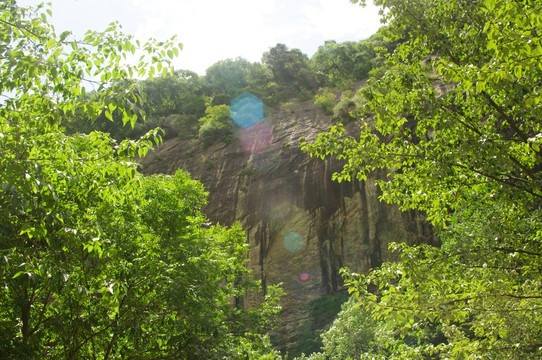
[139,98,435,351]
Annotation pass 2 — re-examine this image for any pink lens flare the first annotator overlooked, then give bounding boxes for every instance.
[239,121,273,154]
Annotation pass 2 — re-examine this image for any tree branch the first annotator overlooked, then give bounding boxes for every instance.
[482,91,542,159]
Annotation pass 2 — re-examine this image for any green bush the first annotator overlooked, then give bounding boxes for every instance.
[332,90,366,121]
[289,291,349,358]
[198,104,233,146]
[280,100,296,115]
[294,296,379,360]
[313,88,336,115]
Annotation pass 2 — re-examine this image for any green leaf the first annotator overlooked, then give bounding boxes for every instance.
[12,271,27,279]
[105,109,113,121]
[46,38,56,49]
[514,65,522,78]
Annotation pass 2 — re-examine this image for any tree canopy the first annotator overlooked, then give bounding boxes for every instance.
[310,37,378,88]
[262,44,318,101]
[302,0,542,358]
[205,57,256,97]
[0,2,281,358]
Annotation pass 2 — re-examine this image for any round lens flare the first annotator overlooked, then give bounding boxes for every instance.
[283,231,304,254]
[240,121,273,154]
[231,92,264,129]
[299,273,310,281]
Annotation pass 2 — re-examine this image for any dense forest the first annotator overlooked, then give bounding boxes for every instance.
[1,0,541,359]
[62,29,392,146]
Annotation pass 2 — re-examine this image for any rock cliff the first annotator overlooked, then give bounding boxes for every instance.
[139,97,435,353]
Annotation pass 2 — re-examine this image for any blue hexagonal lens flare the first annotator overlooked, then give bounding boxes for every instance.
[231,92,264,128]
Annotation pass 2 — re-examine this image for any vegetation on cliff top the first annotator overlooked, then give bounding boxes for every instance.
[63,26,390,145]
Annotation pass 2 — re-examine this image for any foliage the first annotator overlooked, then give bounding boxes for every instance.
[309,29,398,88]
[57,21,395,147]
[60,28,396,147]
[313,88,336,115]
[0,1,179,129]
[204,58,284,107]
[198,104,234,146]
[295,297,380,360]
[0,2,281,358]
[288,291,349,358]
[262,44,318,101]
[303,0,542,358]
[205,57,257,96]
[318,297,378,359]
[326,0,542,223]
[65,71,209,140]
[338,199,542,358]
[310,39,372,88]
[140,70,208,139]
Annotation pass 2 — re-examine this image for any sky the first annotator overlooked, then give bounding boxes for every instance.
[18,0,384,75]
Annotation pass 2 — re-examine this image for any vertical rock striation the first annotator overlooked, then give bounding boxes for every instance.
[139,97,436,351]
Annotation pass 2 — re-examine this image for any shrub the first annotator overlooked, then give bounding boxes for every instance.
[332,90,365,121]
[280,101,296,115]
[313,88,336,115]
[198,104,233,146]
[294,296,379,360]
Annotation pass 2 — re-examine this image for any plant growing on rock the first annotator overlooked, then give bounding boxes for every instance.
[198,104,234,146]
[313,88,336,115]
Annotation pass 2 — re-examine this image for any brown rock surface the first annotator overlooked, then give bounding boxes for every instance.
[139,97,435,352]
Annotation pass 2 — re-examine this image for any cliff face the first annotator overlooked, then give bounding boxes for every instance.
[139,97,435,351]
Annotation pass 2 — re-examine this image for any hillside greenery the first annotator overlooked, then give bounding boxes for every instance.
[63,28,390,145]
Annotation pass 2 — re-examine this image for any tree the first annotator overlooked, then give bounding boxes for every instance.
[65,71,208,141]
[205,57,257,97]
[310,39,373,87]
[295,297,380,360]
[198,104,234,146]
[139,70,206,118]
[262,44,317,100]
[309,30,400,88]
[0,2,281,358]
[138,70,208,140]
[303,0,542,358]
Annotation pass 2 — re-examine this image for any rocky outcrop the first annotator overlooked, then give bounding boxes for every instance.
[139,97,435,352]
